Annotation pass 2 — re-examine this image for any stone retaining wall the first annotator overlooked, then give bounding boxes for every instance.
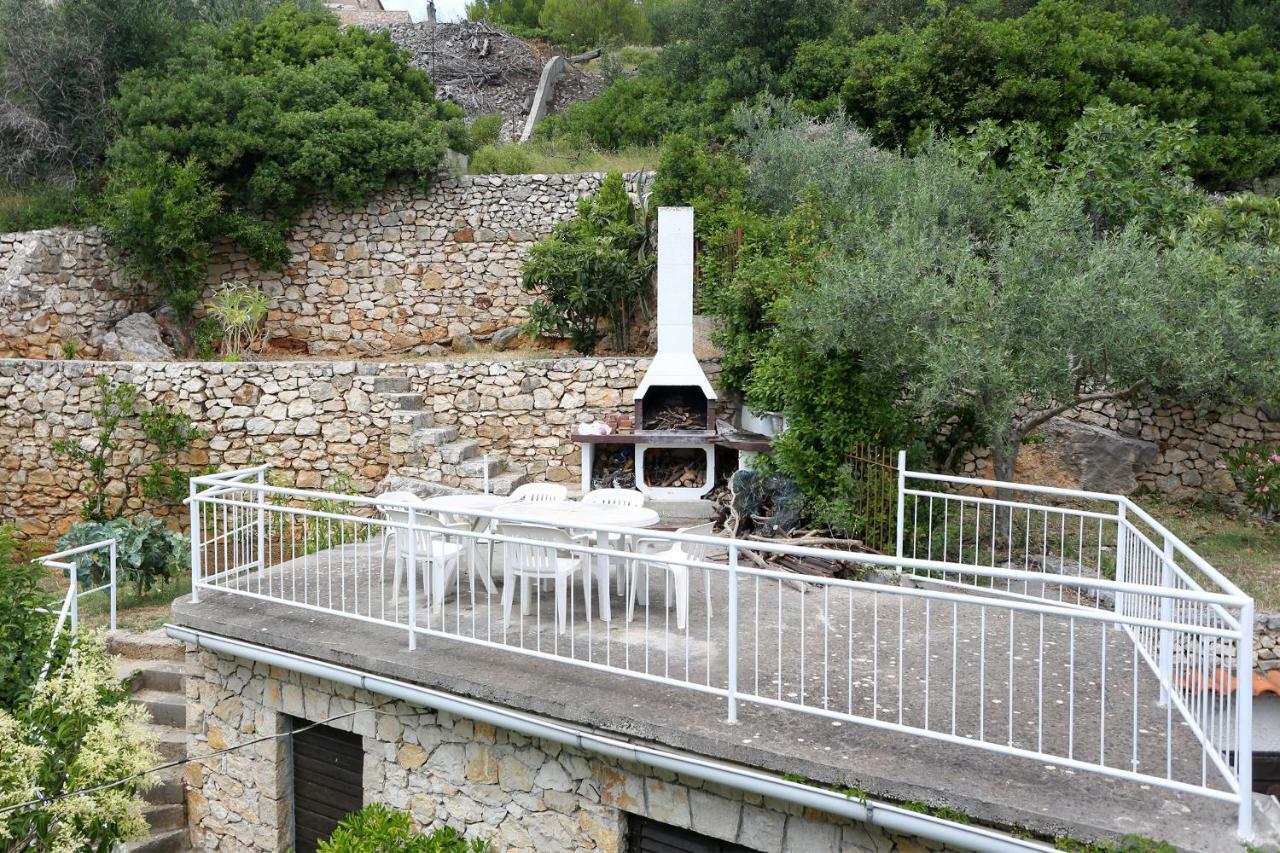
[186,648,950,852]
[0,355,663,539]
[0,172,651,359]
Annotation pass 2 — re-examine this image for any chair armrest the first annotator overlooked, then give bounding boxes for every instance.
[632,536,676,556]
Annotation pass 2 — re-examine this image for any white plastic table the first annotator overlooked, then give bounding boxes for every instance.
[417,495,661,621]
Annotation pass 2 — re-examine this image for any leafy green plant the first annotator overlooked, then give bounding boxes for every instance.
[205,282,270,358]
[0,182,92,232]
[52,375,207,522]
[57,515,189,596]
[1222,446,1280,522]
[318,803,487,852]
[521,171,653,353]
[469,144,537,175]
[0,527,59,710]
[59,338,80,359]
[103,3,468,317]
[538,0,648,51]
[193,316,223,359]
[0,633,158,852]
[468,114,504,149]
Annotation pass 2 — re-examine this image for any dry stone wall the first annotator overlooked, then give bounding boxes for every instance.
[0,172,652,359]
[186,647,955,852]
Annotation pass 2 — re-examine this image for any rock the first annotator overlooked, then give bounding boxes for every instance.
[1032,417,1159,494]
[151,305,193,355]
[492,326,521,351]
[450,333,477,354]
[98,313,176,362]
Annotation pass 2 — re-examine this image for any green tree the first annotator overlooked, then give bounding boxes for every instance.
[538,0,649,51]
[466,0,545,32]
[0,528,54,709]
[521,172,653,354]
[103,3,468,316]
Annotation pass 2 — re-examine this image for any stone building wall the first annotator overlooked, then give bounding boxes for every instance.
[186,648,951,852]
[0,172,652,360]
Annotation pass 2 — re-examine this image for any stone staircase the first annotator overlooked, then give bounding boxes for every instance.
[109,631,192,853]
[374,372,529,495]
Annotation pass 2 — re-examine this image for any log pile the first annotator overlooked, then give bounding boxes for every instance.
[643,400,704,431]
[644,448,706,488]
[591,446,636,490]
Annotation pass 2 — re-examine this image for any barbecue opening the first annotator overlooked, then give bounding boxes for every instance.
[638,385,711,431]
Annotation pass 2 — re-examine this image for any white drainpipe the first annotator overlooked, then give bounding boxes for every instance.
[166,624,1054,853]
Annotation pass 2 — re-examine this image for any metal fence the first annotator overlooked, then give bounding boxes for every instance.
[187,464,1255,839]
[33,538,118,681]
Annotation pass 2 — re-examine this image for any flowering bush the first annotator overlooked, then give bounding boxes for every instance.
[1223,446,1280,521]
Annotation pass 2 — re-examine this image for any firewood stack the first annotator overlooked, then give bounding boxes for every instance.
[644,449,706,488]
[643,400,704,431]
[590,448,636,490]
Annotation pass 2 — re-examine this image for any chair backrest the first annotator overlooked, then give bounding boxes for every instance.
[675,522,718,562]
[508,483,568,503]
[582,488,645,509]
[498,522,576,578]
[379,503,452,555]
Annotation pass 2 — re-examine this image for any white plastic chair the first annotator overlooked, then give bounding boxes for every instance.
[498,522,596,634]
[582,488,645,593]
[507,483,568,503]
[627,522,718,630]
[380,498,466,614]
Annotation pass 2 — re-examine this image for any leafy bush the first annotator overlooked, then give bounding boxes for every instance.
[0,633,158,852]
[466,0,545,33]
[468,144,537,175]
[103,3,468,316]
[206,282,270,358]
[839,1,1280,188]
[58,514,189,596]
[0,182,92,232]
[468,114,505,149]
[1187,193,1280,247]
[52,374,207,522]
[318,804,487,852]
[1223,446,1280,521]
[538,0,649,51]
[0,527,57,709]
[537,75,710,150]
[521,172,653,353]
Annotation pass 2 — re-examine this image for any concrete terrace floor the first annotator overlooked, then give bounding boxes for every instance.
[173,537,1241,851]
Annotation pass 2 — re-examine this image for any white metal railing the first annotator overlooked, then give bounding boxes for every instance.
[187,465,1255,839]
[897,455,1253,838]
[33,538,118,681]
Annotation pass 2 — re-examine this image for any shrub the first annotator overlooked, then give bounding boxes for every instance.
[521,172,653,353]
[538,0,649,51]
[52,374,207,522]
[839,1,1280,188]
[1186,193,1280,247]
[0,182,91,232]
[468,114,505,149]
[318,803,487,852]
[537,75,707,150]
[466,0,545,33]
[0,527,56,709]
[206,282,270,358]
[0,633,158,852]
[103,3,468,316]
[57,514,189,596]
[1223,446,1280,521]
[468,144,537,175]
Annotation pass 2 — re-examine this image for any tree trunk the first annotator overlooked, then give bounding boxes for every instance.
[989,438,1021,552]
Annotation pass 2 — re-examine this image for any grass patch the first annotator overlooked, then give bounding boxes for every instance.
[38,568,190,632]
[468,140,658,175]
[0,182,91,232]
[1137,497,1280,611]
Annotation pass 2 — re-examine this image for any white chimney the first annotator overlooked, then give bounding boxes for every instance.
[635,207,717,402]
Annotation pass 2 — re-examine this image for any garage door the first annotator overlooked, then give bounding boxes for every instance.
[291,718,364,853]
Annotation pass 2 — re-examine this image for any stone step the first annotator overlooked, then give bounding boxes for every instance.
[116,658,188,694]
[371,375,413,393]
[482,470,528,497]
[131,688,186,728]
[142,765,185,806]
[389,409,434,430]
[143,802,187,832]
[107,630,185,662]
[413,425,459,448]
[457,454,506,478]
[125,826,190,853]
[147,724,189,763]
[438,439,479,465]
[380,392,427,411]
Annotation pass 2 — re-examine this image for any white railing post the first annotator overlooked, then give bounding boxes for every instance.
[108,540,118,632]
[1237,598,1255,841]
[256,468,267,579]
[1113,502,1127,630]
[407,505,418,651]
[726,543,738,724]
[68,560,79,633]
[190,477,202,603]
[895,450,907,574]
[1158,536,1175,706]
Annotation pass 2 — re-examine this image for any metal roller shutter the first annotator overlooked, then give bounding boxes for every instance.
[291,718,364,853]
[629,815,754,853]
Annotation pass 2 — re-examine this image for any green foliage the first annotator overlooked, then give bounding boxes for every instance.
[1223,446,1280,521]
[58,515,189,596]
[0,182,92,232]
[0,633,158,852]
[538,75,709,150]
[1186,193,1280,247]
[103,3,467,316]
[469,144,537,175]
[521,172,653,353]
[538,0,649,51]
[318,804,487,852]
[206,282,270,357]
[468,114,505,149]
[0,527,57,710]
[1055,835,1176,852]
[468,140,660,175]
[51,375,207,522]
[466,0,545,33]
[650,132,745,218]
[839,1,1280,188]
